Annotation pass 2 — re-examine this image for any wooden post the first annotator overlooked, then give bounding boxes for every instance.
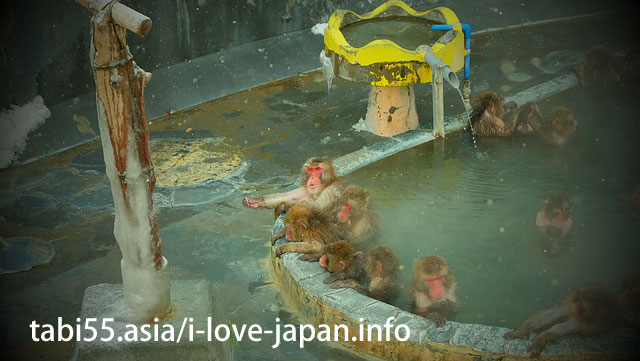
[76,0,152,36]
[79,0,170,322]
[432,65,445,138]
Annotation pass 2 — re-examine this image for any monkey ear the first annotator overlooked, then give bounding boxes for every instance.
[297,220,308,229]
[339,260,346,270]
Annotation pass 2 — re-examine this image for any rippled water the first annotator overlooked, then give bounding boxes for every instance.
[345,87,640,328]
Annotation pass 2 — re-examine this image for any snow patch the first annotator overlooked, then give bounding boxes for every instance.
[311,23,328,36]
[0,96,51,169]
[352,117,372,133]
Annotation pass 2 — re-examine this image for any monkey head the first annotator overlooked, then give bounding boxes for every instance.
[569,284,616,323]
[413,255,457,300]
[319,241,355,273]
[366,246,400,278]
[473,91,506,118]
[549,106,578,137]
[300,157,337,197]
[542,192,572,226]
[283,204,314,241]
[338,185,370,222]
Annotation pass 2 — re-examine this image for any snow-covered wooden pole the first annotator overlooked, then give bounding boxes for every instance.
[78,0,171,323]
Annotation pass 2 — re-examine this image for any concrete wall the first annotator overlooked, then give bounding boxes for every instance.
[0,0,633,109]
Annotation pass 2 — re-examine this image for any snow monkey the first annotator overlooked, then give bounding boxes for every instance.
[319,241,365,288]
[243,157,343,215]
[273,204,341,257]
[536,192,573,256]
[504,284,621,358]
[504,101,543,136]
[364,246,400,304]
[469,90,516,137]
[336,185,380,247]
[539,106,578,145]
[411,255,459,327]
[319,244,400,304]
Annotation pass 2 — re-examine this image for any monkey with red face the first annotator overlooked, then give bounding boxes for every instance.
[536,192,573,256]
[539,107,578,145]
[410,255,459,327]
[243,157,343,215]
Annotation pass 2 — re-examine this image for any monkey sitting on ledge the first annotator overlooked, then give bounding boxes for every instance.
[244,157,343,216]
[318,243,401,305]
[272,204,341,258]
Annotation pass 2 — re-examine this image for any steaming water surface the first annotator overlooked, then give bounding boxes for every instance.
[344,88,640,328]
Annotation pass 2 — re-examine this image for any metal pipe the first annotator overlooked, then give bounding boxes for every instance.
[419,45,460,90]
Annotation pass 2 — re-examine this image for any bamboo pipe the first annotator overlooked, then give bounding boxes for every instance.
[76,0,152,36]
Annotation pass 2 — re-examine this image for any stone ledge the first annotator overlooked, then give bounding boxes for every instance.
[72,279,232,361]
[271,243,637,360]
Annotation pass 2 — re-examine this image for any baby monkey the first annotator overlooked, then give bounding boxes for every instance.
[320,243,401,304]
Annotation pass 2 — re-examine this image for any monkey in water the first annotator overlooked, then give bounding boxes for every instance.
[337,185,380,248]
[411,255,459,327]
[505,284,621,358]
[504,101,543,136]
[320,243,401,305]
[244,157,343,215]
[539,107,578,146]
[536,192,572,256]
[364,246,401,304]
[272,204,341,257]
[469,91,517,137]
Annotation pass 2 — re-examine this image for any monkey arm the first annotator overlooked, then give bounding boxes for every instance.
[274,202,293,220]
[271,227,287,245]
[330,278,365,291]
[298,253,322,262]
[528,319,580,357]
[505,305,569,339]
[313,183,342,210]
[275,241,323,257]
[324,272,347,284]
[244,187,312,209]
[503,117,516,136]
[560,217,573,238]
[426,310,447,327]
[431,299,459,313]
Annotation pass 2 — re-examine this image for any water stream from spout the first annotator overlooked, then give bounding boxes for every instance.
[454,87,477,149]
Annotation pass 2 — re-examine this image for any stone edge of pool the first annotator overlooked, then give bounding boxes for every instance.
[268,74,638,360]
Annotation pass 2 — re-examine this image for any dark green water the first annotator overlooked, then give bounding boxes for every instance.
[345,86,640,328]
[341,17,444,50]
